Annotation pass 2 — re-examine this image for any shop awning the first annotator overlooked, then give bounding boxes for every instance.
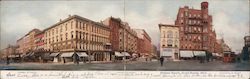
[115,52,123,57]
[121,52,131,57]
[50,53,60,57]
[8,55,20,58]
[161,48,173,57]
[193,51,206,56]
[60,52,74,57]
[180,51,194,57]
[76,52,88,57]
[23,52,34,57]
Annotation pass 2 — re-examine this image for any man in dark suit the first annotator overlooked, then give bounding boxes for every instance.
[160,57,164,66]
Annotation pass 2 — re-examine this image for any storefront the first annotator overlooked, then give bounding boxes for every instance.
[114,51,123,61]
[180,50,194,60]
[60,52,75,63]
[76,52,88,63]
[50,52,60,62]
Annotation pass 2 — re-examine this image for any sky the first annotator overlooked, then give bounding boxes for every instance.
[0,0,249,53]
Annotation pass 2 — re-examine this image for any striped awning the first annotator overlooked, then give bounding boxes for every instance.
[50,53,60,57]
[76,52,88,57]
[121,52,131,57]
[60,52,74,57]
[115,52,123,57]
[193,51,206,56]
[161,48,173,57]
[180,51,194,57]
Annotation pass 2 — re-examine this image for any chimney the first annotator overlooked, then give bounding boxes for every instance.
[59,19,62,22]
[68,14,71,17]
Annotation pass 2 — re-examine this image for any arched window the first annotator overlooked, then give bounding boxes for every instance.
[167,39,173,47]
[167,31,173,38]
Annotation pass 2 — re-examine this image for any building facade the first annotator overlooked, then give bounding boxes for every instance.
[175,2,217,54]
[242,36,250,61]
[43,15,111,62]
[2,45,18,57]
[102,17,138,55]
[16,29,42,54]
[159,24,180,61]
[134,29,152,57]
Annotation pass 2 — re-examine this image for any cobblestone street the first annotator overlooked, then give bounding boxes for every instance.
[1,60,249,71]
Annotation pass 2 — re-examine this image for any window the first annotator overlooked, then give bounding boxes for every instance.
[71,31,74,39]
[167,40,172,46]
[83,23,86,30]
[189,27,192,32]
[83,33,85,40]
[56,28,58,34]
[188,35,192,41]
[203,36,207,41]
[180,13,183,17]
[76,31,78,39]
[79,32,82,39]
[167,31,173,38]
[52,37,54,43]
[189,20,192,24]
[60,26,62,32]
[198,36,201,41]
[76,20,78,29]
[198,27,201,32]
[65,24,67,31]
[71,21,73,29]
[189,14,191,17]
[180,19,183,24]
[185,11,188,16]
[203,27,208,33]
[205,15,208,19]
[180,27,183,31]
[56,36,58,42]
[60,34,62,41]
[80,22,82,29]
[52,29,54,35]
[65,33,68,40]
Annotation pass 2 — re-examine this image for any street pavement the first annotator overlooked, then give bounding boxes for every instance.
[0,60,249,71]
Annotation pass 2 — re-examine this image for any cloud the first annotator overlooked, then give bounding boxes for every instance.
[213,12,248,52]
[1,12,40,48]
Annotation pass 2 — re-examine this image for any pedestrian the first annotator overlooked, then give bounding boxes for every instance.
[199,57,203,63]
[63,57,66,63]
[6,56,9,65]
[160,57,164,66]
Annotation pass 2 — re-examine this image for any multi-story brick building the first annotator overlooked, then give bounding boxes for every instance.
[159,24,180,61]
[175,2,217,54]
[134,29,152,58]
[102,17,138,56]
[43,15,111,62]
[16,29,42,54]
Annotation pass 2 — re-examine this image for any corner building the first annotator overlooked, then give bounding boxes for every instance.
[175,2,217,53]
[43,15,111,62]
